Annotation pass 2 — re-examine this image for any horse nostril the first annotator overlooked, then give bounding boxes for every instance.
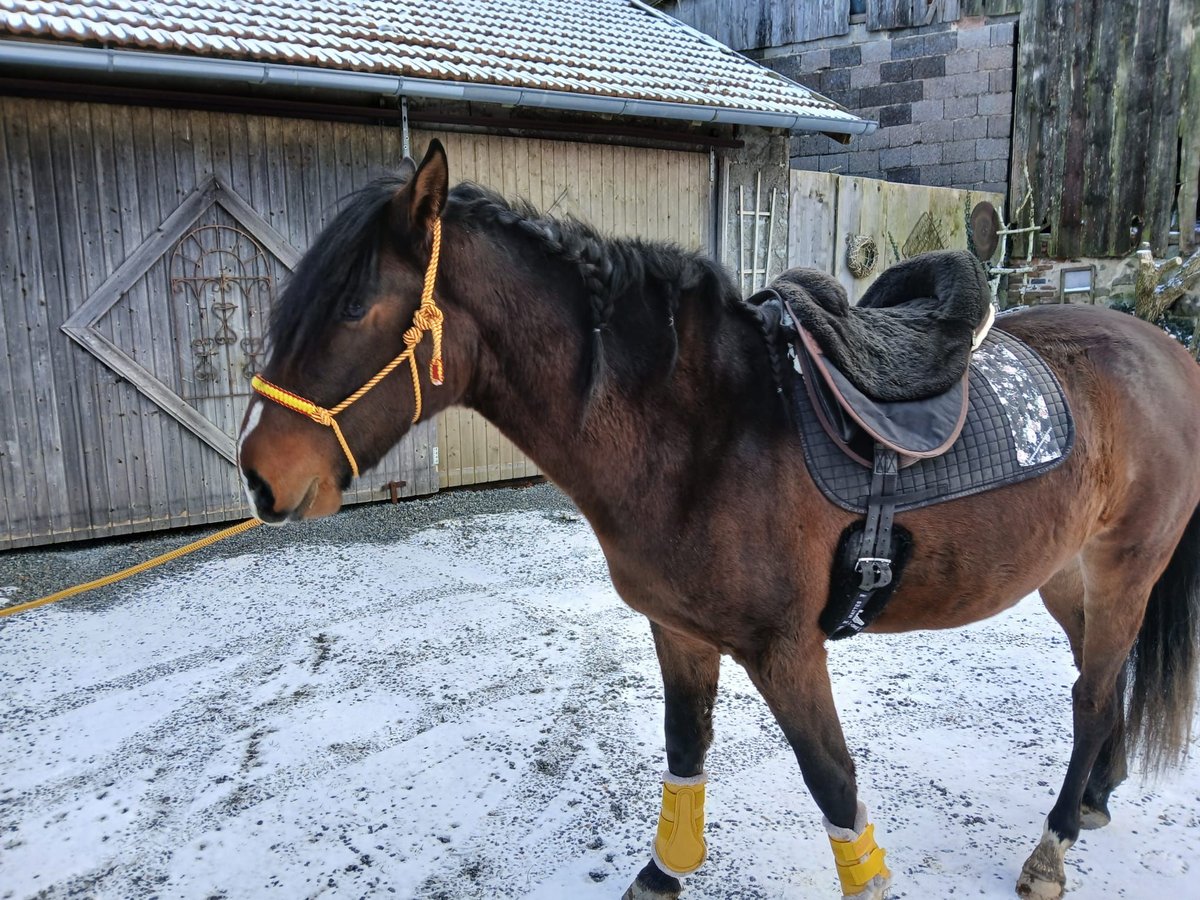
[244,467,276,513]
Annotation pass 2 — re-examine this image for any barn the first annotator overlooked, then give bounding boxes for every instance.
[0,0,874,548]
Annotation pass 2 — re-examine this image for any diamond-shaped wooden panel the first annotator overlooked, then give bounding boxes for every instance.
[62,177,300,463]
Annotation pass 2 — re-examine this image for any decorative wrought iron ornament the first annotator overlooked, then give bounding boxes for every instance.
[170,224,274,390]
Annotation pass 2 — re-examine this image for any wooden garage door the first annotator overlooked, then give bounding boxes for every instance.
[0,97,709,548]
[417,130,712,488]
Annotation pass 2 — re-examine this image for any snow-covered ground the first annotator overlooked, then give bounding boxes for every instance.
[2,497,1198,899]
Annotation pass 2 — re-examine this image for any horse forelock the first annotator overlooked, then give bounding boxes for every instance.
[267,176,408,368]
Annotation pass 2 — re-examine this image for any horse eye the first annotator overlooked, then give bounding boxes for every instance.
[343,301,366,322]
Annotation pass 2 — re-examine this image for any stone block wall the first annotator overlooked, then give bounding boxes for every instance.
[756,15,1017,195]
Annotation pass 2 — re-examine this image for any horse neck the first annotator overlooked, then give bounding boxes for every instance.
[442,229,779,536]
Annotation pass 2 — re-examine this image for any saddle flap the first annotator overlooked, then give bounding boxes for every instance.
[797,325,970,460]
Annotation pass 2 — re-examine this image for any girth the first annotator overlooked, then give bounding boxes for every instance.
[769,288,972,637]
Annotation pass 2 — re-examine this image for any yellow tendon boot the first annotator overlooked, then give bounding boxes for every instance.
[824,802,892,898]
[651,771,708,876]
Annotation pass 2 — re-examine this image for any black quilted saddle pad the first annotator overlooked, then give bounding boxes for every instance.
[793,324,1075,514]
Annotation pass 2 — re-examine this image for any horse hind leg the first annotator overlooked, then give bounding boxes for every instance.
[1018,551,1160,900]
[1038,565,1128,831]
[1078,665,1128,829]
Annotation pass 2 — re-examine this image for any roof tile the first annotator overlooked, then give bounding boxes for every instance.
[0,0,860,124]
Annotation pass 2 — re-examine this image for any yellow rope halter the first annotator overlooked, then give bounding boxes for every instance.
[251,217,446,479]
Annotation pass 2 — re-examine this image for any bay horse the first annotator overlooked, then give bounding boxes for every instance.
[237,141,1200,899]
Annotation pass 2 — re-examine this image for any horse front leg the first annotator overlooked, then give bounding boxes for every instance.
[623,622,720,900]
[744,638,892,899]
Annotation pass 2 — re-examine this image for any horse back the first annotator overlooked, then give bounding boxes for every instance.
[866,304,1200,632]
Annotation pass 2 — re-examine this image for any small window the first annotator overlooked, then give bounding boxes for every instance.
[1060,266,1095,304]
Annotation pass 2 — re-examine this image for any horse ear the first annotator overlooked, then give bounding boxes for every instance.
[409,139,448,233]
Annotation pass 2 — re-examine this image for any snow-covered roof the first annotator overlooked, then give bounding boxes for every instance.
[0,0,870,132]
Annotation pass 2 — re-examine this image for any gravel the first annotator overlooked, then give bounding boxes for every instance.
[0,481,573,613]
[2,482,1197,899]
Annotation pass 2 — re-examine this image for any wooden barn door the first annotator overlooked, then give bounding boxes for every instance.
[415,130,712,488]
[0,98,436,548]
[0,97,708,547]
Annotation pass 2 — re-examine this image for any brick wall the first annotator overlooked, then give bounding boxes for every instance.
[757,15,1017,195]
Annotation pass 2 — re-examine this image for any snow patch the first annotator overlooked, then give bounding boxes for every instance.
[2,509,1198,899]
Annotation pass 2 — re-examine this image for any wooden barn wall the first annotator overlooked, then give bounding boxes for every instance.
[657,0,851,50]
[414,130,711,489]
[0,97,443,549]
[657,1,1028,47]
[867,0,964,31]
[1011,0,1200,258]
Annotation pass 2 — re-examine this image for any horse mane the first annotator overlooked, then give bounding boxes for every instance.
[446,182,750,404]
[269,174,762,404]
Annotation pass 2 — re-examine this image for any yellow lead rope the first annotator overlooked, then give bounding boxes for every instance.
[251,217,446,479]
[0,518,262,619]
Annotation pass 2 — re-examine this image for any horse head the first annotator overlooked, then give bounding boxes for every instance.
[238,140,474,522]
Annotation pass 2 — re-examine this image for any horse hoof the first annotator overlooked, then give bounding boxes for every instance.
[1079,804,1111,830]
[623,861,683,900]
[1016,833,1067,900]
[1015,875,1064,900]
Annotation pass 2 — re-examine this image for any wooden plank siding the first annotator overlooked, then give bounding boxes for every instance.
[0,97,442,548]
[414,130,711,489]
[657,1,850,50]
[868,0,964,31]
[1011,0,1198,258]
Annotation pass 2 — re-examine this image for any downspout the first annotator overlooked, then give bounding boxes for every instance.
[709,148,719,259]
[401,95,411,158]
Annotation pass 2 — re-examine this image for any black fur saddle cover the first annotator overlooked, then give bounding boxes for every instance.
[769,251,993,402]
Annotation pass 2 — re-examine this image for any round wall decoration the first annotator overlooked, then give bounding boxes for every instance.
[970,201,1002,261]
[845,234,878,278]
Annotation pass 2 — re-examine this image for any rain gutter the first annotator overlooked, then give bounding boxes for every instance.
[0,40,877,136]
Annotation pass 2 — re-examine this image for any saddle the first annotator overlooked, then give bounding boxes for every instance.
[752,252,1002,640]
[777,252,995,466]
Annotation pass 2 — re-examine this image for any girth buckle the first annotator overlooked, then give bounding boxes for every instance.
[854,557,893,592]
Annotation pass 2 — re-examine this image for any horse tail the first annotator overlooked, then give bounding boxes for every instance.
[1126,502,1200,773]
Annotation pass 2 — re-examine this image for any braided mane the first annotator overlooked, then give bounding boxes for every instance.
[446,182,747,404]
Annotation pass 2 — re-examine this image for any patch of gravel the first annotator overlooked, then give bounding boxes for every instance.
[0,481,575,614]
